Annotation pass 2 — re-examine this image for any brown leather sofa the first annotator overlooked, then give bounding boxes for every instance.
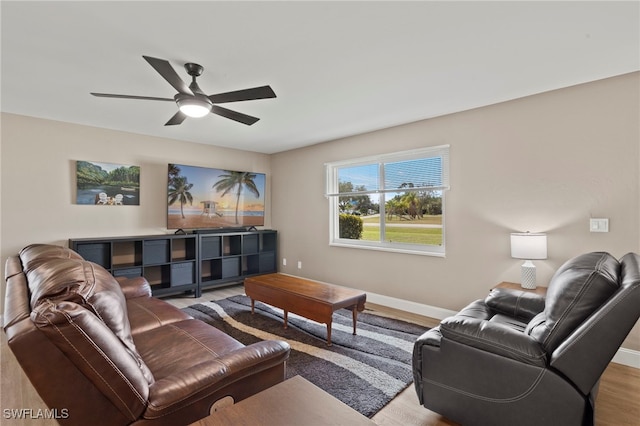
[3,244,291,425]
[413,251,640,426]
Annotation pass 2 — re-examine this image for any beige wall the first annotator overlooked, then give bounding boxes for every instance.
[271,72,640,350]
[1,72,639,351]
[0,113,272,268]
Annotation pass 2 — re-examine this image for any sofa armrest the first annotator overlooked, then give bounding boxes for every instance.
[146,340,290,417]
[485,287,545,322]
[115,276,153,299]
[440,316,547,367]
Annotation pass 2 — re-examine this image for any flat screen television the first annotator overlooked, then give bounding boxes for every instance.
[167,163,266,231]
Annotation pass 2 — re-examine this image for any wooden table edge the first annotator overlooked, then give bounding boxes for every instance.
[245,273,367,346]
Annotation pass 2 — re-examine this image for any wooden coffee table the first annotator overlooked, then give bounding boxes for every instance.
[244,273,367,346]
[199,375,375,425]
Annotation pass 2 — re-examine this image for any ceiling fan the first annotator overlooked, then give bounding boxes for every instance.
[91,55,276,126]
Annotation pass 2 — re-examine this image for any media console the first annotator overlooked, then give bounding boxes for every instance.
[69,230,277,297]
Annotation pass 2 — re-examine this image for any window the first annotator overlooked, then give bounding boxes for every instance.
[325,145,449,256]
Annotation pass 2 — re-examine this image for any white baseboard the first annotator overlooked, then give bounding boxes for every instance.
[366,290,640,369]
[612,347,640,368]
[366,291,457,320]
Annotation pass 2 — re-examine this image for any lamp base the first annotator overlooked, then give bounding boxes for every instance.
[520,260,537,289]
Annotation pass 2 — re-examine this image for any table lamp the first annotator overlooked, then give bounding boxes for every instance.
[510,232,547,289]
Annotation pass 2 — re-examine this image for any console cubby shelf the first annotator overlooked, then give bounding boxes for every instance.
[69,234,198,298]
[69,230,277,298]
[198,230,277,292]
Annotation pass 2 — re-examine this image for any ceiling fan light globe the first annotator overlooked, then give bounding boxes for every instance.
[178,102,212,118]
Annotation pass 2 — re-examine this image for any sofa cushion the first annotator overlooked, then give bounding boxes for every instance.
[455,299,494,320]
[3,264,30,331]
[440,316,547,366]
[19,244,83,274]
[135,319,245,379]
[127,296,193,336]
[134,319,290,419]
[526,252,620,352]
[26,257,93,306]
[620,252,640,289]
[86,276,155,385]
[485,287,545,322]
[116,276,153,299]
[5,256,24,279]
[26,257,154,384]
[489,314,528,332]
[32,299,150,421]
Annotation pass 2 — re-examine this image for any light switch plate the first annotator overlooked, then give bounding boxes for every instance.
[590,218,609,233]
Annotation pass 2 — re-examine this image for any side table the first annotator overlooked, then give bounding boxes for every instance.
[493,281,547,296]
[197,375,374,425]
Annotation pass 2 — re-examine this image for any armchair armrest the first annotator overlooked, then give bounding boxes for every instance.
[485,287,545,322]
[146,340,290,417]
[440,316,547,367]
[115,276,152,299]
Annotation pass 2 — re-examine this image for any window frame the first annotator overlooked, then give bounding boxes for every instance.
[325,145,449,257]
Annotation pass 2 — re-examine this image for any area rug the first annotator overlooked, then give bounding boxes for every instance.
[183,295,428,418]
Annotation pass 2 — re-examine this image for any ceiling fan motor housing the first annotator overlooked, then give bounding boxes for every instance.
[184,63,204,77]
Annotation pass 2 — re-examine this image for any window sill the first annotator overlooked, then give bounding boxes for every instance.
[329,240,445,257]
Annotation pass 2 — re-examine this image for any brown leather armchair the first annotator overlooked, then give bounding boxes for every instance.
[4,244,290,425]
[413,252,640,426]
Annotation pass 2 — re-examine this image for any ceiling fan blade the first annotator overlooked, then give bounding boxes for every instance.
[211,105,260,125]
[165,111,187,126]
[208,85,276,104]
[143,55,193,96]
[91,93,174,102]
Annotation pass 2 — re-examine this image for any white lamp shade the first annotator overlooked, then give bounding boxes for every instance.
[510,233,547,260]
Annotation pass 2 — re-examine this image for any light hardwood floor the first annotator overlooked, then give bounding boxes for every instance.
[2,285,639,425]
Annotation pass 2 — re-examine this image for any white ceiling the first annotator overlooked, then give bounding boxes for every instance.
[2,1,638,154]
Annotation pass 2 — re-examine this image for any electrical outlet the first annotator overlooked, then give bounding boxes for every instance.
[282,258,287,266]
[297,261,302,269]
